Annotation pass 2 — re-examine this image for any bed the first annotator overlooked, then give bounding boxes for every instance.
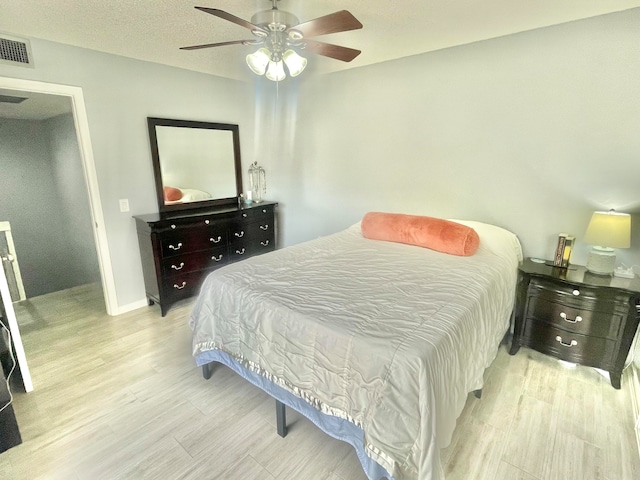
[189,216,522,480]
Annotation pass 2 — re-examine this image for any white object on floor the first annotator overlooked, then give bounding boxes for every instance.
[0,259,32,392]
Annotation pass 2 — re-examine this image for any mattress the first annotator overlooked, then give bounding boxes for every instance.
[190,220,522,480]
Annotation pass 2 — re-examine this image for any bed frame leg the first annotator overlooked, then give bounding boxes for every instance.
[276,400,288,437]
[473,389,482,399]
[202,363,213,380]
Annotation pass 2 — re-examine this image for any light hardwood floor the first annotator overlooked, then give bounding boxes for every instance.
[1,283,639,479]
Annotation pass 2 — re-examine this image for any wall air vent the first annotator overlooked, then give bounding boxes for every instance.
[0,33,34,68]
[0,94,27,104]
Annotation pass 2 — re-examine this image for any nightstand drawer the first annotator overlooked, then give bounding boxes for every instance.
[526,296,622,340]
[529,278,631,308]
[522,320,616,367]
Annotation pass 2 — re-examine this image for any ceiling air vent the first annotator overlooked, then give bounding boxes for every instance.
[0,33,34,68]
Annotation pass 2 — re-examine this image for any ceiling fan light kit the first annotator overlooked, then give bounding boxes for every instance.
[181,0,363,82]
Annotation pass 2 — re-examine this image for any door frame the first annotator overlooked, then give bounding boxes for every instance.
[0,76,117,315]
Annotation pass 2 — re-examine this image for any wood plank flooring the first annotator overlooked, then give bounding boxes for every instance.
[1,283,639,479]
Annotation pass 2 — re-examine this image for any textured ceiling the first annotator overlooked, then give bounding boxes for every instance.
[2,0,640,82]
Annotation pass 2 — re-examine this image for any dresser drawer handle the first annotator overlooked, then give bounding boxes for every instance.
[560,312,582,324]
[171,262,185,270]
[242,213,248,218]
[259,224,269,231]
[262,209,267,213]
[260,240,270,247]
[168,242,183,251]
[210,236,222,243]
[236,248,245,255]
[555,336,577,347]
[171,224,176,229]
[212,254,223,262]
[572,289,580,296]
[173,282,187,290]
[235,231,245,238]
[204,219,210,225]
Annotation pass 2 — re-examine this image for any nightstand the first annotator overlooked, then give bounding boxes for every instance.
[510,258,640,389]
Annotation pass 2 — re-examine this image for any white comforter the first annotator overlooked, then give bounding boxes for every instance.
[190,221,521,480]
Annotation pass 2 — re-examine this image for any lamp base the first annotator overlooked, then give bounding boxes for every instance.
[585,246,616,275]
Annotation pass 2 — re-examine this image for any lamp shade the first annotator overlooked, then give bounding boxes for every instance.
[283,49,307,77]
[584,211,631,248]
[246,48,271,75]
[265,60,286,82]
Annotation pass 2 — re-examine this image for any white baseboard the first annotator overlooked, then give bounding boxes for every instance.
[111,298,150,316]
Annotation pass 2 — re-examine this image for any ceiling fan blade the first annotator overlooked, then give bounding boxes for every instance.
[289,10,363,38]
[180,40,254,51]
[194,7,268,34]
[303,39,361,62]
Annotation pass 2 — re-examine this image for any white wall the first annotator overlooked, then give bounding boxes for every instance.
[2,8,640,311]
[47,113,102,289]
[0,116,99,296]
[267,9,640,270]
[0,39,256,310]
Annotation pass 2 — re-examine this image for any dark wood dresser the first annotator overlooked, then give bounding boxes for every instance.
[510,258,640,388]
[134,201,277,316]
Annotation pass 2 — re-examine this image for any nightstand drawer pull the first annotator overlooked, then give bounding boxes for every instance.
[173,282,187,290]
[572,289,580,296]
[210,236,222,243]
[168,242,183,251]
[555,336,577,347]
[236,248,245,255]
[259,224,269,230]
[171,262,184,270]
[560,312,583,324]
[235,231,245,238]
[260,240,270,246]
[211,254,223,262]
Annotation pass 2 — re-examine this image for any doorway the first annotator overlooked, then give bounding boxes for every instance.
[0,77,117,315]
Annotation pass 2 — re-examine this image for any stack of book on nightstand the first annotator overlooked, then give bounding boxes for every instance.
[553,233,575,268]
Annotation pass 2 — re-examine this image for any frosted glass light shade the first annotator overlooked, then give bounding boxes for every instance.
[246,48,271,75]
[265,60,286,82]
[584,211,631,248]
[283,49,307,77]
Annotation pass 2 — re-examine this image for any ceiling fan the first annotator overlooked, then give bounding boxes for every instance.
[180,0,363,81]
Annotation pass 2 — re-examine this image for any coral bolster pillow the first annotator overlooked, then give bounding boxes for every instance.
[163,186,183,202]
[361,212,480,256]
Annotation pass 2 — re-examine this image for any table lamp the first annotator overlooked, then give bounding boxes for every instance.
[583,210,631,275]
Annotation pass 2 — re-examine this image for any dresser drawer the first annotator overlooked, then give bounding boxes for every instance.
[522,320,616,368]
[229,234,275,260]
[229,217,273,241]
[237,204,274,221]
[230,220,272,242]
[159,227,227,257]
[526,296,622,340]
[161,246,228,276]
[161,270,207,304]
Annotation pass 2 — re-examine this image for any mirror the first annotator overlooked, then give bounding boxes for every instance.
[147,117,243,214]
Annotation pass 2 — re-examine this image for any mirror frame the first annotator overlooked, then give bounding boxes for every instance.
[147,117,243,214]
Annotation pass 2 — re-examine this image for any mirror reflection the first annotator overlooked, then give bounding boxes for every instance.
[147,118,242,214]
